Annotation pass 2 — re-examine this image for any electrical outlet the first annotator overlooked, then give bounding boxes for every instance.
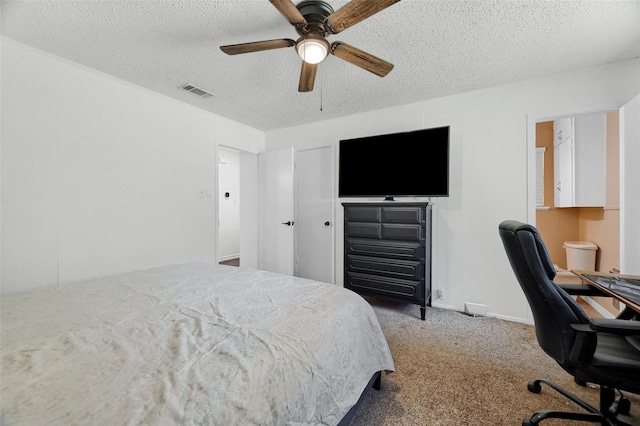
[437,289,445,299]
[199,189,206,198]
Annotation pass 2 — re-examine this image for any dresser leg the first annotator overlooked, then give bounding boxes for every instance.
[420,306,426,320]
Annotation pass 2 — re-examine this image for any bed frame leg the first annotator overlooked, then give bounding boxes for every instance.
[373,371,382,390]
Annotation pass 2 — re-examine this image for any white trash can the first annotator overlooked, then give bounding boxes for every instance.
[563,241,598,271]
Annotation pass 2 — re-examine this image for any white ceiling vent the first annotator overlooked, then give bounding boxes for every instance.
[179,84,214,99]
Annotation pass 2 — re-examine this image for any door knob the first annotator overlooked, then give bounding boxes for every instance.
[281,221,294,226]
[324,221,331,226]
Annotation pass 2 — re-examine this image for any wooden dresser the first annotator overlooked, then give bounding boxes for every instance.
[343,202,432,320]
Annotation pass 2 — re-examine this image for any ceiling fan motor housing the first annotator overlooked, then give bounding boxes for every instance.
[296,0,334,36]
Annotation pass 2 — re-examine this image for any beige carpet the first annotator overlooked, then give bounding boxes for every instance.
[350,299,640,426]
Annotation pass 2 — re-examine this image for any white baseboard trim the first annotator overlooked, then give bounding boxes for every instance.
[432,302,531,324]
[486,312,532,325]
[431,301,463,311]
[218,254,240,262]
[582,296,616,319]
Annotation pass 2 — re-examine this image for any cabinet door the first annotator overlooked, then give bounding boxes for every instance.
[554,118,573,146]
[574,114,606,207]
[554,139,574,207]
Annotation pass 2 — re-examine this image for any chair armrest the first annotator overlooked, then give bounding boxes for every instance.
[569,321,640,364]
[558,283,608,297]
[571,319,640,336]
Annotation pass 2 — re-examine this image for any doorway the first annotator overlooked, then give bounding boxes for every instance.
[530,109,621,318]
[218,147,240,265]
[218,145,259,269]
[534,112,620,272]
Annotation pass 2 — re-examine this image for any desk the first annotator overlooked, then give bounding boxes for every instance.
[573,270,640,315]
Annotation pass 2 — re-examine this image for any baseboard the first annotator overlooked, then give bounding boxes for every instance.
[487,312,532,325]
[219,254,240,262]
[431,301,463,311]
[430,302,532,325]
[582,296,616,319]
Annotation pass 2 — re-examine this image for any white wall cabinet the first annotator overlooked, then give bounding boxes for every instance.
[554,118,573,146]
[554,138,574,207]
[553,114,606,207]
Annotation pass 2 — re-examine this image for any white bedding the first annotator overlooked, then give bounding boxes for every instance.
[0,263,394,425]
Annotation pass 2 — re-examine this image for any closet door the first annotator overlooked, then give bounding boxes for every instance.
[296,147,334,284]
[259,148,294,275]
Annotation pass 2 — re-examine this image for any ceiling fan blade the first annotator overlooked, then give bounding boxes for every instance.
[269,0,307,26]
[298,61,318,92]
[325,0,400,34]
[331,42,394,77]
[220,39,295,55]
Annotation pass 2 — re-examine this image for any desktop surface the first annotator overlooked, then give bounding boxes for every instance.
[573,270,640,312]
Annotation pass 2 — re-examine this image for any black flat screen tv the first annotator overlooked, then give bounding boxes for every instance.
[338,126,449,199]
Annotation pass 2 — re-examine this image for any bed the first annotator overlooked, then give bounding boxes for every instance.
[0,262,394,425]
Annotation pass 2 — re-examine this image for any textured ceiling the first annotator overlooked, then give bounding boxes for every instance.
[2,1,639,131]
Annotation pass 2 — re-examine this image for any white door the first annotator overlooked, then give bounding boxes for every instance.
[620,93,640,275]
[296,147,334,283]
[259,148,295,275]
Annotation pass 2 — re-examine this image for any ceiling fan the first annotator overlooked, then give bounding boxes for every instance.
[220,0,400,92]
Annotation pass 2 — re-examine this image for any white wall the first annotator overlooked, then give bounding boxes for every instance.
[3,36,638,323]
[1,39,264,295]
[266,60,640,323]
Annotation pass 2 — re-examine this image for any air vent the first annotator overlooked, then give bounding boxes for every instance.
[179,83,214,99]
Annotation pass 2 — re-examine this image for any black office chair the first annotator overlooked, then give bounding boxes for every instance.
[498,220,640,425]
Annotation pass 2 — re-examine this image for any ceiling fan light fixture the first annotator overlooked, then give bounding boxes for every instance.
[296,35,329,64]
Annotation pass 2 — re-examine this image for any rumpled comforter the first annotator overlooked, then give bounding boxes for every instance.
[1,263,394,425]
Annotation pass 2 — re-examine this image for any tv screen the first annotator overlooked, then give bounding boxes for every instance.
[338,126,449,199]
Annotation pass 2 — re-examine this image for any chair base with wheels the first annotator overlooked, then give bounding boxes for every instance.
[522,379,633,426]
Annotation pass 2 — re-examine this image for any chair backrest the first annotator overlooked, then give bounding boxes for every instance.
[498,220,593,367]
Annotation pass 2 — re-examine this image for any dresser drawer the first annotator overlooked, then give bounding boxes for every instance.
[345,222,381,238]
[344,206,381,222]
[345,238,424,261]
[381,206,423,224]
[346,255,424,281]
[345,272,419,299]
[381,224,424,242]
